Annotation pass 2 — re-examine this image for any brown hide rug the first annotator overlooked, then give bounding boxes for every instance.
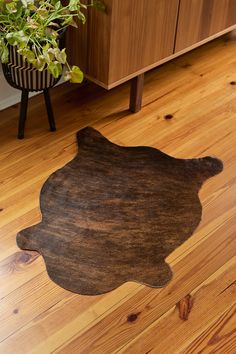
[17,127,223,295]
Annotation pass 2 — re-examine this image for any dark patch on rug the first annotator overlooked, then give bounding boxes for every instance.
[16,127,223,295]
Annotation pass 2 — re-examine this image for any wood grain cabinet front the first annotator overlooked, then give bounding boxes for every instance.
[68,0,180,89]
[175,0,236,52]
[106,0,179,86]
[67,0,236,112]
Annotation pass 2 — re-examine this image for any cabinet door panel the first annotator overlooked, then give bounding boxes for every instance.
[67,0,113,86]
[175,0,236,52]
[108,0,179,85]
[67,0,179,88]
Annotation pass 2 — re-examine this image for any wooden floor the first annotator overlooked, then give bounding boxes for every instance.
[0,34,235,354]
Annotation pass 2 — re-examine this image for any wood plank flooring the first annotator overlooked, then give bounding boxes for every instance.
[0,33,235,353]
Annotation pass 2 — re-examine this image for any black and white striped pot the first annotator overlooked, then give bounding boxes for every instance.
[2,31,65,92]
[2,46,60,92]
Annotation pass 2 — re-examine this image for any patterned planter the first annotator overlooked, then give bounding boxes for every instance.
[2,45,61,92]
[1,31,65,139]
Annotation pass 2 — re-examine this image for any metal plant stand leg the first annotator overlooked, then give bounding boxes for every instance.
[18,90,29,139]
[44,89,56,132]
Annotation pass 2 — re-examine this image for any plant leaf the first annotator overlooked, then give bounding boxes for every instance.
[48,61,62,78]
[54,48,67,64]
[0,44,9,63]
[64,70,72,82]
[69,65,83,83]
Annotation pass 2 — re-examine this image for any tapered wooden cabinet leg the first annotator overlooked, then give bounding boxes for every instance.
[18,90,29,139]
[44,89,56,132]
[129,73,144,113]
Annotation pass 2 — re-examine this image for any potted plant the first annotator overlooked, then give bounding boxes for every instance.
[0,0,104,138]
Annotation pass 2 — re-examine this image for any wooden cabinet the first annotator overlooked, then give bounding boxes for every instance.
[102,0,179,86]
[68,0,179,89]
[175,0,236,52]
[67,0,236,111]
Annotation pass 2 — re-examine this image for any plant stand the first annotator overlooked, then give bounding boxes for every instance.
[18,88,56,139]
[2,32,65,139]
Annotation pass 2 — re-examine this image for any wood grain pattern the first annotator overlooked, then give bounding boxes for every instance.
[129,74,144,113]
[181,304,236,353]
[86,0,113,85]
[66,19,88,74]
[117,257,236,353]
[175,0,236,52]
[17,127,222,295]
[0,34,236,352]
[107,0,179,85]
[68,0,179,86]
[67,0,236,90]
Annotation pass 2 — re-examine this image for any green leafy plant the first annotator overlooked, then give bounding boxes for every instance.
[0,0,104,83]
